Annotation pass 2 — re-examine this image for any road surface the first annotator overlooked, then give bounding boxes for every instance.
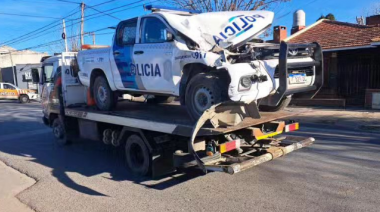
[0,101,379,212]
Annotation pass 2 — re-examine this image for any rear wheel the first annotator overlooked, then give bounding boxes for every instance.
[52,118,70,145]
[125,134,151,176]
[19,95,29,103]
[259,96,292,112]
[93,76,117,111]
[185,73,228,121]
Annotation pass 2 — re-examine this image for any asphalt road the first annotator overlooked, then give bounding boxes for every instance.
[1,101,380,212]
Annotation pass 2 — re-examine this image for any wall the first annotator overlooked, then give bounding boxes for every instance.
[15,64,41,90]
[0,52,47,68]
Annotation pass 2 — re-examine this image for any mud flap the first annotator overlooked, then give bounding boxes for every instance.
[189,101,261,174]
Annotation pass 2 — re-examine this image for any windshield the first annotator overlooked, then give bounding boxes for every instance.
[43,65,54,83]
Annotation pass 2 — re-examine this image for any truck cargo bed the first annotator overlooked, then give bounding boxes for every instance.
[65,101,304,137]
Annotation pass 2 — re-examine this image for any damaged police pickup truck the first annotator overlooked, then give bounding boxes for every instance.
[77,5,323,120]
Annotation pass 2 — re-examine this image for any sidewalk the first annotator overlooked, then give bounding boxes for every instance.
[0,161,35,212]
[287,107,380,132]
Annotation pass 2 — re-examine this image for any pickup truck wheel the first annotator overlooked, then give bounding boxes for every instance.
[147,96,175,104]
[93,76,116,111]
[259,96,292,112]
[19,95,29,103]
[185,73,228,121]
[125,134,151,176]
[52,118,70,145]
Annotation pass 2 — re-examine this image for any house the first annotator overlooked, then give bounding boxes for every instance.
[0,46,47,90]
[272,12,380,108]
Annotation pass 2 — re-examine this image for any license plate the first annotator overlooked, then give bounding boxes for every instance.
[289,73,306,84]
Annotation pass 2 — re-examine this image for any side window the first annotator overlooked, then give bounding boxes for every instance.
[42,64,54,83]
[3,84,16,90]
[117,18,137,46]
[141,18,168,43]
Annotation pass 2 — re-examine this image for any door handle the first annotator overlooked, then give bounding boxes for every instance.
[113,51,120,56]
[134,51,144,55]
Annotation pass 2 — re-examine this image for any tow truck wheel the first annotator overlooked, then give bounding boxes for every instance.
[52,118,70,145]
[125,134,151,176]
[93,76,116,111]
[19,95,29,104]
[185,73,228,121]
[259,96,292,112]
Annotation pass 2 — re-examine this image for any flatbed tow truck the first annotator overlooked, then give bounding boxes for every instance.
[64,101,313,176]
[38,37,322,176]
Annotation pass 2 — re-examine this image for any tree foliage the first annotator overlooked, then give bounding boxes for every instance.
[317,13,336,21]
[164,0,292,12]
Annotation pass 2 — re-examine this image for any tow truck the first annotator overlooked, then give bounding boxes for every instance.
[37,47,321,176]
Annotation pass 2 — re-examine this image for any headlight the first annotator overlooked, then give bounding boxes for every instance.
[239,76,252,91]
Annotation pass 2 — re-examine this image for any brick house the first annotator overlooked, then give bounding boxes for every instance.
[278,15,380,108]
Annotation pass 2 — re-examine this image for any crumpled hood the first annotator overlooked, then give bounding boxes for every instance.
[161,11,274,51]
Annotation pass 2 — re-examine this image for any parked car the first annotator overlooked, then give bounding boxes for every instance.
[0,82,38,103]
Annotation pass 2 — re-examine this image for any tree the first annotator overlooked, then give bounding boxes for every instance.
[317,13,336,21]
[164,0,292,12]
[325,13,336,21]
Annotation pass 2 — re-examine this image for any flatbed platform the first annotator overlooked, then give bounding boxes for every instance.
[65,101,305,137]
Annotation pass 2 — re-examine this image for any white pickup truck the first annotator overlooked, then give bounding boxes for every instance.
[77,5,323,120]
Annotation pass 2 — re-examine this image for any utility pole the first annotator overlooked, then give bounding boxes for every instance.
[62,19,68,52]
[92,32,95,45]
[80,2,85,49]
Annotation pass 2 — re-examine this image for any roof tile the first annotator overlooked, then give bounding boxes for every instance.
[287,20,380,49]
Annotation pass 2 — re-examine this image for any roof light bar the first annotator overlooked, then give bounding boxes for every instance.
[144,5,201,14]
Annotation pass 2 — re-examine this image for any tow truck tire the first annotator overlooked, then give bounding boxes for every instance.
[19,95,29,104]
[147,96,175,104]
[125,134,151,176]
[52,118,70,145]
[185,73,228,121]
[259,96,292,112]
[93,76,117,111]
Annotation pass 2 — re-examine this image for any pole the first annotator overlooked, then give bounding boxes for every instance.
[92,32,95,45]
[62,19,68,52]
[80,2,85,49]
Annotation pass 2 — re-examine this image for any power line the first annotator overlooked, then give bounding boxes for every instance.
[0,6,80,46]
[54,0,81,4]
[2,0,151,49]
[0,12,62,19]
[86,5,122,21]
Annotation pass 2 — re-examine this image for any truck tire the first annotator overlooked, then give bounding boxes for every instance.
[52,118,70,145]
[185,73,228,121]
[259,96,292,112]
[125,134,151,176]
[147,96,175,104]
[93,76,117,111]
[19,95,29,103]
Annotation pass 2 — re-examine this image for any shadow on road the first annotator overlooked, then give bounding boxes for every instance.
[0,103,203,195]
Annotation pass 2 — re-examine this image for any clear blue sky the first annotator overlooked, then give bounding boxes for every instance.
[0,0,378,54]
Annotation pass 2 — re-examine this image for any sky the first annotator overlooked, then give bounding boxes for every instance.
[0,0,378,54]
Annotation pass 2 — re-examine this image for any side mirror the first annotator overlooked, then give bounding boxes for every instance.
[166,30,174,42]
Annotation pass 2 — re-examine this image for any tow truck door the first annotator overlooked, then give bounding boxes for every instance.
[0,83,19,100]
[132,16,175,94]
[61,52,86,106]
